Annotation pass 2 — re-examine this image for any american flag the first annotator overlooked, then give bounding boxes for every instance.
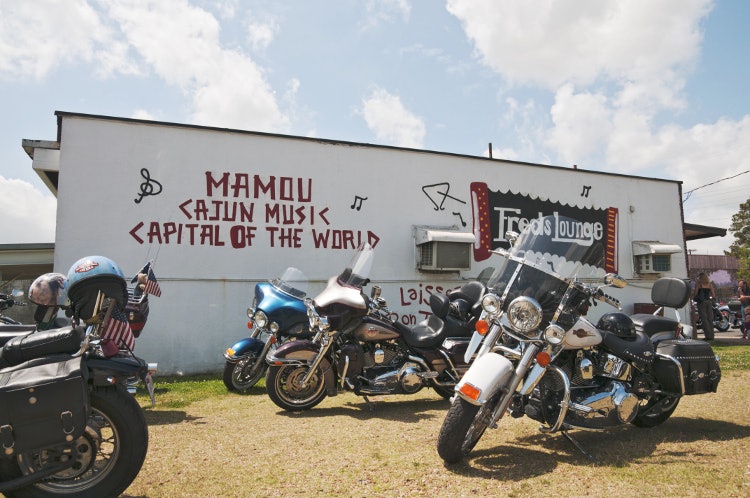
[133,261,162,297]
[100,306,135,351]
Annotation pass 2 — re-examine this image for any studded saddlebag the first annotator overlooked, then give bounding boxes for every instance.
[653,339,721,395]
[0,355,89,457]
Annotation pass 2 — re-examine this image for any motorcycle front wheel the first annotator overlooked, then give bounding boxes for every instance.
[437,396,497,464]
[1,386,148,498]
[223,356,266,393]
[266,364,327,411]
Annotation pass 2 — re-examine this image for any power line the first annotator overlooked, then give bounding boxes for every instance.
[683,170,750,202]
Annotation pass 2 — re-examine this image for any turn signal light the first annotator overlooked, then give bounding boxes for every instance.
[536,351,551,367]
[225,348,235,357]
[458,382,481,401]
[247,321,254,330]
[475,319,489,336]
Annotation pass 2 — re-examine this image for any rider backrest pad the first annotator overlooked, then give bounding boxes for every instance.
[651,278,691,309]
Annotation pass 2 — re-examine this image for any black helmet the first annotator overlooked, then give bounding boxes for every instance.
[597,312,636,338]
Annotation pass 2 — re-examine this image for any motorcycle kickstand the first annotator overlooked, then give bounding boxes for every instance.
[561,429,598,464]
[362,395,375,412]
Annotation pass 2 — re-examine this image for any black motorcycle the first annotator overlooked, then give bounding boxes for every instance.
[0,257,157,497]
[265,244,485,411]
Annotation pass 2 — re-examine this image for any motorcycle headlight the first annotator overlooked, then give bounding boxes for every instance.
[506,296,542,336]
[246,307,255,320]
[253,311,268,329]
[481,293,501,315]
[269,322,280,333]
[544,323,565,345]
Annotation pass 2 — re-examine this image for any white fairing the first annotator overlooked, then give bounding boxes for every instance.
[314,276,367,309]
[464,330,484,363]
[455,352,514,405]
[561,316,602,349]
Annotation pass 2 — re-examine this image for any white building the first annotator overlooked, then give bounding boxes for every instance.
[19,111,713,374]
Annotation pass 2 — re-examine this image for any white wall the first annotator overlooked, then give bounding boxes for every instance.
[46,113,687,374]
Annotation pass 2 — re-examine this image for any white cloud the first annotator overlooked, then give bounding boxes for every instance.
[361,87,425,148]
[103,0,289,132]
[362,0,411,29]
[0,176,56,243]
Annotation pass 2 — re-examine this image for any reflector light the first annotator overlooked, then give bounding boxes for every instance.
[225,348,235,356]
[247,321,254,330]
[476,319,489,335]
[536,351,551,367]
[459,382,481,401]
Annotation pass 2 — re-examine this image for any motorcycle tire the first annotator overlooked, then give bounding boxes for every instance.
[266,364,327,411]
[715,314,730,332]
[0,385,148,498]
[631,395,680,428]
[437,396,495,464]
[223,357,266,393]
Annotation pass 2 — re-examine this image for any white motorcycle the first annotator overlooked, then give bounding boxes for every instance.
[436,214,721,464]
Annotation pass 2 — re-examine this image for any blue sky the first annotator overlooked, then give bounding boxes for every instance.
[1,0,748,255]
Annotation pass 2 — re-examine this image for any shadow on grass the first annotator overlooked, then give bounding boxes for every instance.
[445,416,750,480]
[273,395,451,423]
[144,410,203,425]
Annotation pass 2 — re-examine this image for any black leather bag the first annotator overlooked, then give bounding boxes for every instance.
[0,355,89,456]
[653,339,721,395]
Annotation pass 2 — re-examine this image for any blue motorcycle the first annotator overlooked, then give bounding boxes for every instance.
[223,268,312,392]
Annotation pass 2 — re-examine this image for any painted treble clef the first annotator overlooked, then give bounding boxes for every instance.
[134,168,163,204]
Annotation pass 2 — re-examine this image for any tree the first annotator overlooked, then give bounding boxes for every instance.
[727,198,750,280]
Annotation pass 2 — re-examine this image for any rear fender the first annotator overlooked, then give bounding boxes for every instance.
[455,352,514,405]
[86,356,148,386]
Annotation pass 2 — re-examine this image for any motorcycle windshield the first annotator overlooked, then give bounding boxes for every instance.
[486,214,606,289]
[336,243,374,289]
[484,214,607,322]
[272,267,309,299]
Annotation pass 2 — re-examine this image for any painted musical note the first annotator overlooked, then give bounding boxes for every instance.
[351,195,368,210]
[453,212,467,227]
[580,185,591,198]
[422,182,466,211]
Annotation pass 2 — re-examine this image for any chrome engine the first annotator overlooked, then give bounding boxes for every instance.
[528,348,640,429]
[356,342,426,395]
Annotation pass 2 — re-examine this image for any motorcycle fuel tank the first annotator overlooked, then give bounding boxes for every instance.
[353,315,401,342]
[561,316,602,349]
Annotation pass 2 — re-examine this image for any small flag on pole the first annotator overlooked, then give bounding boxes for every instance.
[100,306,135,351]
[132,261,162,297]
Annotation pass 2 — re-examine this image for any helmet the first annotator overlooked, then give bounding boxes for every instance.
[597,312,636,338]
[28,273,69,307]
[66,256,127,320]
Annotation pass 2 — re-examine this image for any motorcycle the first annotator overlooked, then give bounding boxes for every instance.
[436,214,721,464]
[265,243,485,411]
[693,300,730,333]
[0,256,159,497]
[223,267,312,392]
[0,290,29,326]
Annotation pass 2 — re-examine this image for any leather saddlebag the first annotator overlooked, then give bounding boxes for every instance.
[0,355,88,456]
[653,339,721,395]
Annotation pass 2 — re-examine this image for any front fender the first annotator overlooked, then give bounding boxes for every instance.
[266,339,337,396]
[224,337,265,361]
[455,352,514,405]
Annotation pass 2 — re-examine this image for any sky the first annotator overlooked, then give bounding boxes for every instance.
[1,0,749,256]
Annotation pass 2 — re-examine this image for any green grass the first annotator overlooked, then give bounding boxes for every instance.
[126,345,750,497]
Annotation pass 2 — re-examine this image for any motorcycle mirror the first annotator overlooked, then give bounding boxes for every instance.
[604,273,627,288]
[505,230,519,246]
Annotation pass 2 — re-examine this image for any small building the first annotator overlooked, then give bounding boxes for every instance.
[17,111,716,374]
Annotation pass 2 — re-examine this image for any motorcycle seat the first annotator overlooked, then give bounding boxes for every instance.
[630,314,679,337]
[0,326,85,369]
[402,314,446,348]
[0,325,36,347]
[601,330,654,371]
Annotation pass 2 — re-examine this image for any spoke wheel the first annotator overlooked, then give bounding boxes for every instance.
[4,387,148,498]
[437,396,497,464]
[631,395,680,428]
[266,364,327,411]
[223,356,265,393]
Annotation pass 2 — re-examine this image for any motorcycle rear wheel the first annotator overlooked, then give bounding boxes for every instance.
[0,386,148,498]
[266,364,327,411]
[437,396,496,464]
[715,314,730,332]
[223,357,266,393]
[631,395,680,428]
